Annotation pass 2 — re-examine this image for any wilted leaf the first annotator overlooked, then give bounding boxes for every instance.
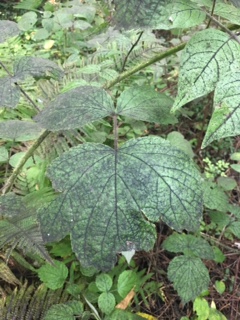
[172,29,240,112]
[168,256,210,303]
[116,288,135,310]
[0,260,21,285]
[162,233,214,259]
[13,57,64,81]
[202,71,240,148]
[116,86,177,125]
[39,136,203,270]
[35,86,115,131]
[0,77,20,108]
[0,20,20,43]
[0,120,43,141]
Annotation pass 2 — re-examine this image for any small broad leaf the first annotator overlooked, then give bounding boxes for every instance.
[0,20,20,43]
[18,11,38,31]
[117,270,138,298]
[39,136,203,270]
[203,181,230,212]
[13,57,64,81]
[167,131,194,158]
[96,274,113,292]
[0,147,8,162]
[172,29,240,112]
[37,260,68,290]
[98,292,116,315]
[162,233,214,259]
[116,86,177,125]
[44,300,83,320]
[0,120,43,141]
[35,86,115,131]
[202,71,240,148]
[106,309,144,320]
[0,77,21,108]
[193,297,210,319]
[213,2,240,25]
[168,256,210,303]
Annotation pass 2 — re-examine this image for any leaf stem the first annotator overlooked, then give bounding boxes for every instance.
[113,114,118,150]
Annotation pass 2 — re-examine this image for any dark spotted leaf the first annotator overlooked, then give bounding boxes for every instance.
[0,20,20,43]
[172,29,240,112]
[0,77,20,108]
[35,86,115,131]
[116,86,177,125]
[168,256,210,303]
[39,136,203,270]
[13,57,64,81]
[202,71,240,148]
[0,120,43,141]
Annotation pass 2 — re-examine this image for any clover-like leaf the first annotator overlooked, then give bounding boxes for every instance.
[202,71,240,148]
[35,86,115,131]
[0,20,20,43]
[39,136,203,270]
[162,233,214,259]
[172,29,240,112]
[0,120,43,141]
[168,256,210,303]
[116,86,177,125]
[13,57,64,81]
[0,77,21,108]
[98,292,116,315]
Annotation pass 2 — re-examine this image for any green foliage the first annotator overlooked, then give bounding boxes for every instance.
[0,0,240,318]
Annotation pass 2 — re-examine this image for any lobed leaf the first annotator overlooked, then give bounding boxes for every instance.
[37,260,68,290]
[35,86,115,131]
[39,136,203,270]
[167,256,210,303]
[172,29,240,112]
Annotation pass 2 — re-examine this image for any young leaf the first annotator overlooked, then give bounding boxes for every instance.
[117,270,138,298]
[202,71,240,148]
[167,256,210,303]
[35,86,115,131]
[0,120,43,141]
[39,136,203,270]
[0,20,20,43]
[98,292,116,314]
[96,273,113,292]
[172,29,240,112]
[203,181,230,212]
[13,57,64,81]
[37,260,68,290]
[162,233,214,259]
[0,77,21,108]
[116,86,177,125]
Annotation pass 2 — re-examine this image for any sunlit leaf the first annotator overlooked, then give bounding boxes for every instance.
[202,71,240,148]
[18,11,38,31]
[0,20,20,43]
[118,271,138,298]
[39,136,203,270]
[37,260,68,290]
[168,256,210,303]
[35,86,115,131]
[172,29,240,112]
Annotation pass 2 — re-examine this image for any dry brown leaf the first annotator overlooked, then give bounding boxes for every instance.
[116,287,135,310]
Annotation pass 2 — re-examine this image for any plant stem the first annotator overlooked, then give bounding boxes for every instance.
[104,42,186,90]
[1,130,50,195]
[113,114,118,150]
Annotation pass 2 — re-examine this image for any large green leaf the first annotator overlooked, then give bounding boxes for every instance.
[167,256,210,303]
[13,57,64,81]
[162,233,214,259]
[112,0,205,30]
[35,86,115,131]
[202,71,240,148]
[116,86,177,125]
[39,136,203,270]
[172,29,240,112]
[0,120,43,141]
[0,20,20,43]
[0,77,20,108]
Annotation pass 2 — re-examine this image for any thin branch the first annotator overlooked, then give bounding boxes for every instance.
[206,0,216,28]
[121,31,144,72]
